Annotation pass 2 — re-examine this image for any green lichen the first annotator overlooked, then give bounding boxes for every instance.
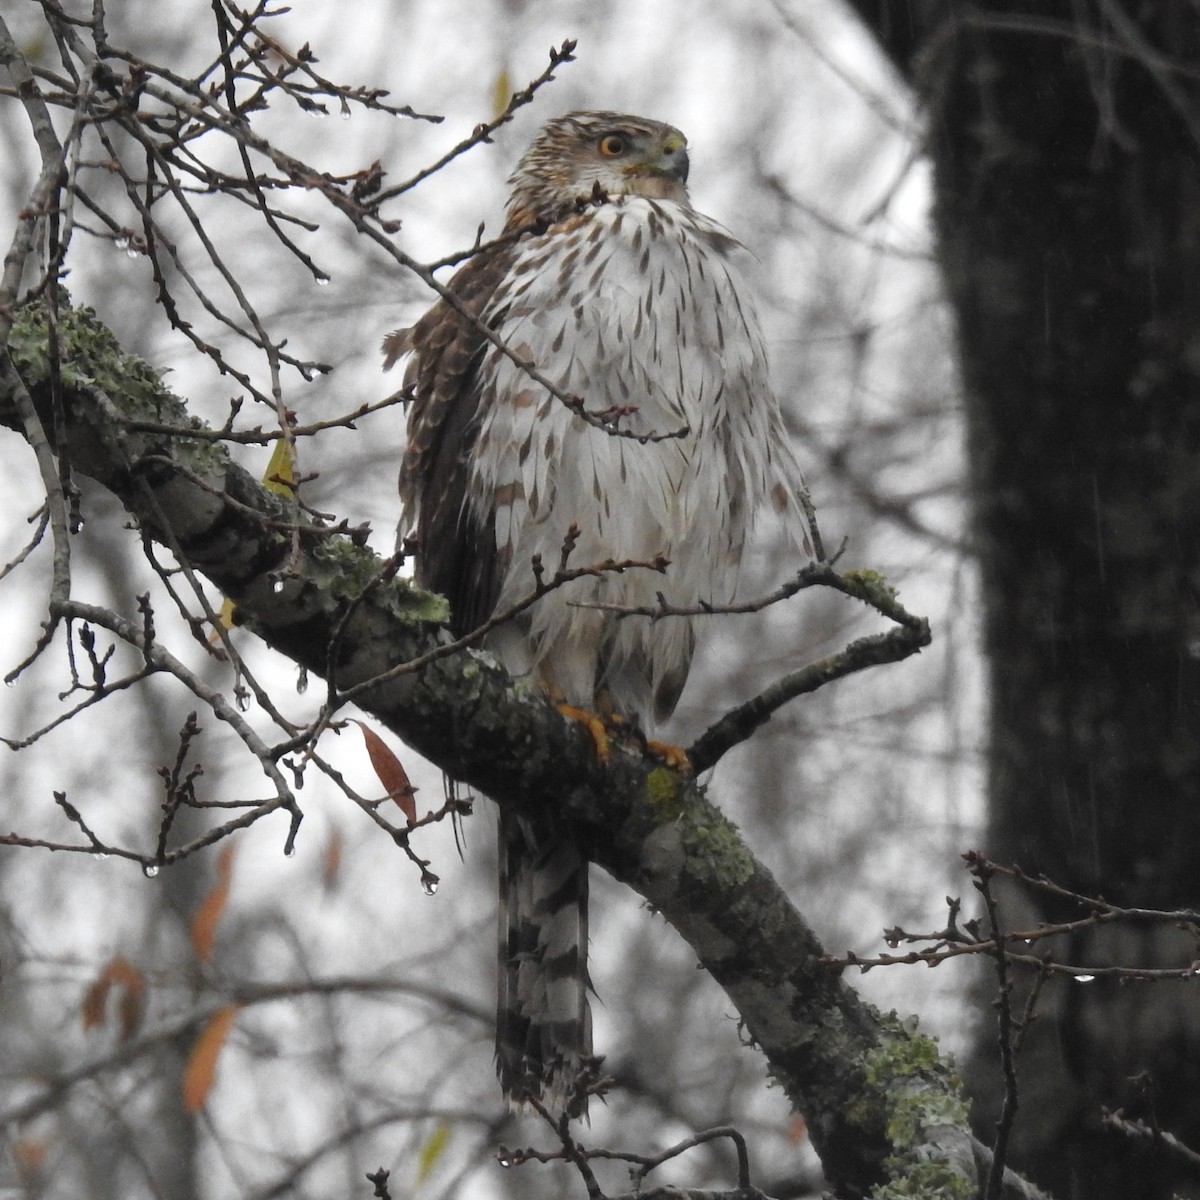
[638,769,755,894]
[306,534,384,595]
[12,296,453,632]
[870,1160,975,1200]
[865,1022,945,1084]
[305,533,447,624]
[10,294,234,479]
[860,1019,975,1200]
[389,578,450,625]
[11,295,175,423]
[644,766,685,820]
[841,568,899,605]
[678,800,756,893]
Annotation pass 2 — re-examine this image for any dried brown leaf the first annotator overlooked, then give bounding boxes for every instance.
[321,827,344,891]
[80,969,111,1031]
[80,954,146,1040]
[352,720,417,822]
[12,1133,49,1173]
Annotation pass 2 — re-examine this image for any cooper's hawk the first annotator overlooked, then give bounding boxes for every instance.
[386,110,807,1113]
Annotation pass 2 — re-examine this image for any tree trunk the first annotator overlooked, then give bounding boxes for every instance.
[852,5,1200,1196]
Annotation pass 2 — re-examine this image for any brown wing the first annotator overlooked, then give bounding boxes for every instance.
[394,241,594,1117]
[394,246,517,636]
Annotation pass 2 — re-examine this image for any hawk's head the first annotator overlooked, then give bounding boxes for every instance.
[505,110,690,230]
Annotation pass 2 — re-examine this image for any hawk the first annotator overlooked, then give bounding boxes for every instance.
[386,110,808,1113]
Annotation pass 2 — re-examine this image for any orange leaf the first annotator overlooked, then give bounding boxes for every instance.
[191,842,236,963]
[352,720,417,822]
[183,1004,240,1112]
[80,954,145,1040]
[786,1115,809,1145]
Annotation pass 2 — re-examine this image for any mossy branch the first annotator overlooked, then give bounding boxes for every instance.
[0,298,1049,1200]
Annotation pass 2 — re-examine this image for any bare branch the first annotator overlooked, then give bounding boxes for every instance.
[688,567,931,773]
[374,39,577,203]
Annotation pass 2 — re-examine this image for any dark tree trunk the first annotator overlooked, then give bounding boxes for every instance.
[850,5,1200,1197]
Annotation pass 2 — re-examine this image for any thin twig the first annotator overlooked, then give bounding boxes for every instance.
[373,39,575,204]
[974,860,1018,1200]
[1101,1108,1200,1171]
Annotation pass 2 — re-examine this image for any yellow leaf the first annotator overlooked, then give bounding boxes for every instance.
[213,596,237,633]
[183,1004,240,1112]
[491,67,512,120]
[262,437,297,497]
[415,1121,452,1188]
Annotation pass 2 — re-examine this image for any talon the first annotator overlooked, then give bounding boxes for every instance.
[645,738,692,774]
[558,703,611,762]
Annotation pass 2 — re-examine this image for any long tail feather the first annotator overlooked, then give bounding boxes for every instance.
[496,808,592,1115]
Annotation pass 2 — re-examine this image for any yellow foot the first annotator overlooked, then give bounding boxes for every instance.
[645,739,692,775]
[558,703,611,763]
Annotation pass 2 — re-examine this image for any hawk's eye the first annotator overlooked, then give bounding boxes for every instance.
[598,134,627,157]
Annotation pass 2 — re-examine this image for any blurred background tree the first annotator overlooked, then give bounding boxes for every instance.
[849,4,1200,1198]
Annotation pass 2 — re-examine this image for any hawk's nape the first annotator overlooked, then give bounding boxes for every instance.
[388,110,810,1114]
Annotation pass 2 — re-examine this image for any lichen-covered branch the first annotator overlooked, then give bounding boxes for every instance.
[0,299,1049,1199]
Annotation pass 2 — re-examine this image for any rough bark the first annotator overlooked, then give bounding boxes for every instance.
[0,299,1050,1199]
[848,5,1200,1196]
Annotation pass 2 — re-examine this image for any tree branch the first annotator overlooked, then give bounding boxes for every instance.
[0,297,1050,1199]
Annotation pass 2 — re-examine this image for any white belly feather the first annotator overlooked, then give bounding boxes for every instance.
[469,197,804,725]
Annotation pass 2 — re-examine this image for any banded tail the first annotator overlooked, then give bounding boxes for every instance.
[496,808,592,1116]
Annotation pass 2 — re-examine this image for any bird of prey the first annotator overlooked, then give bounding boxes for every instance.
[386,109,808,1114]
